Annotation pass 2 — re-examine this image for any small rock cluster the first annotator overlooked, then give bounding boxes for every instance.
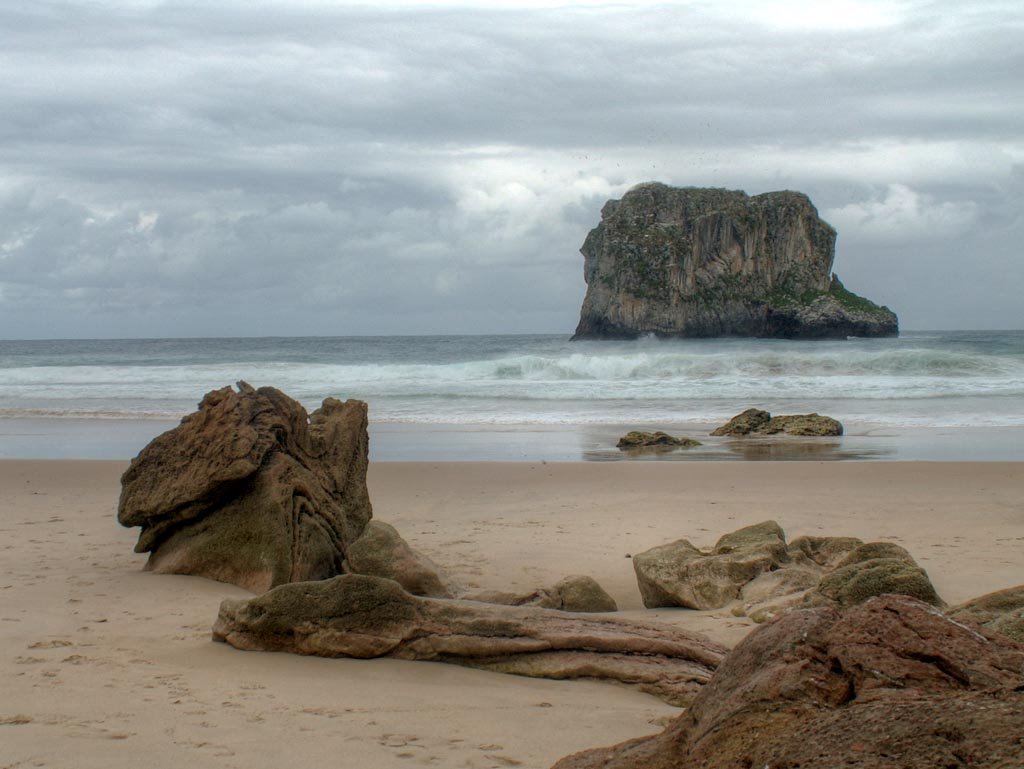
[632,520,943,622]
[710,408,843,436]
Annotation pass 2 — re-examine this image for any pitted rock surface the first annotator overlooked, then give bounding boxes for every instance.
[118,382,372,592]
[552,595,1024,769]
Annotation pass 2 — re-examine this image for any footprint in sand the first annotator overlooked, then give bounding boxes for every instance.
[484,755,524,767]
[27,639,73,649]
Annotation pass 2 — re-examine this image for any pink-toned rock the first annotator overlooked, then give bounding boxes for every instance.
[552,595,1024,769]
[118,382,372,593]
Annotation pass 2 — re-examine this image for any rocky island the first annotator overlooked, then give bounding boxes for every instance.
[572,183,898,340]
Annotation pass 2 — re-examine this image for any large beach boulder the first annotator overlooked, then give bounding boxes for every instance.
[213,574,724,706]
[551,595,1024,769]
[345,520,459,599]
[118,382,372,593]
[633,521,941,619]
[632,521,790,609]
[950,585,1024,642]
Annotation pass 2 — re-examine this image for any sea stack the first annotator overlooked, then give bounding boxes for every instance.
[572,183,897,340]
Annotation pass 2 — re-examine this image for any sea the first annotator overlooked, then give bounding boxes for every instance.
[0,331,1021,461]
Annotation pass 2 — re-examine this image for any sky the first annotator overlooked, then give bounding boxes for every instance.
[1,0,1022,338]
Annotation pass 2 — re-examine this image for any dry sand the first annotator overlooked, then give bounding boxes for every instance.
[2,459,1023,769]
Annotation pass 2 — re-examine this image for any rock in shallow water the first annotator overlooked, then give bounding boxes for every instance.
[212,574,725,706]
[117,382,372,593]
[551,595,1024,769]
[710,408,843,436]
[616,431,702,449]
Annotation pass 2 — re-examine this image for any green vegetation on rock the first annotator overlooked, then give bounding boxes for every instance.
[572,183,899,340]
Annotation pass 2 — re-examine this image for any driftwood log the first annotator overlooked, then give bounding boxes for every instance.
[212,574,726,706]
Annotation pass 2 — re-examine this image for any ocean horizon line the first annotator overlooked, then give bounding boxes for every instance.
[2,327,1022,344]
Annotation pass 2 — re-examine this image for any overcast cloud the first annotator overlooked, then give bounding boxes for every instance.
[1,0,1022,337]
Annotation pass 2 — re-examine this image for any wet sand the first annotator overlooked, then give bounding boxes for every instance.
[2,460,1022,768]
[3,417,1024,462]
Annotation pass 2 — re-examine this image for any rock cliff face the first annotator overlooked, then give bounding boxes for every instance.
[572,183,898,340]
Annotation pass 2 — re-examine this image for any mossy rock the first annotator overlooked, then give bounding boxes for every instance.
[710,409,770,436]
[617,431,702,449]
[758,413,843,437]
[949,584,1024,643]
[835,542,915,568]
[788,535,865,569]
[713,520,787,557]
[812,557,943,609]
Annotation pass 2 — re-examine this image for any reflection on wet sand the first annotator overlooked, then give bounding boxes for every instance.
[583,436,894,462]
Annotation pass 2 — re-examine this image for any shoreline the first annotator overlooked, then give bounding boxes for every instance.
[2,416,1023,462]
[2,459,1023,768]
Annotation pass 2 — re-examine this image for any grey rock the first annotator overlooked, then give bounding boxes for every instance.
[633,521,790,609]
[739,567,823,623]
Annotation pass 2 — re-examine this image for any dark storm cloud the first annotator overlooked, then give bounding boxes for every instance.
[1,0,1022,337]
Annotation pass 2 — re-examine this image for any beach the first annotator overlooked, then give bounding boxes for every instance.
[3,458,1023,769]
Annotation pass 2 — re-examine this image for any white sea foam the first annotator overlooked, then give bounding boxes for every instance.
[1,332,1022,427]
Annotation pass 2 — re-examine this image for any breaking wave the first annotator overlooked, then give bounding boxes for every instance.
[0,331,1022,427]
